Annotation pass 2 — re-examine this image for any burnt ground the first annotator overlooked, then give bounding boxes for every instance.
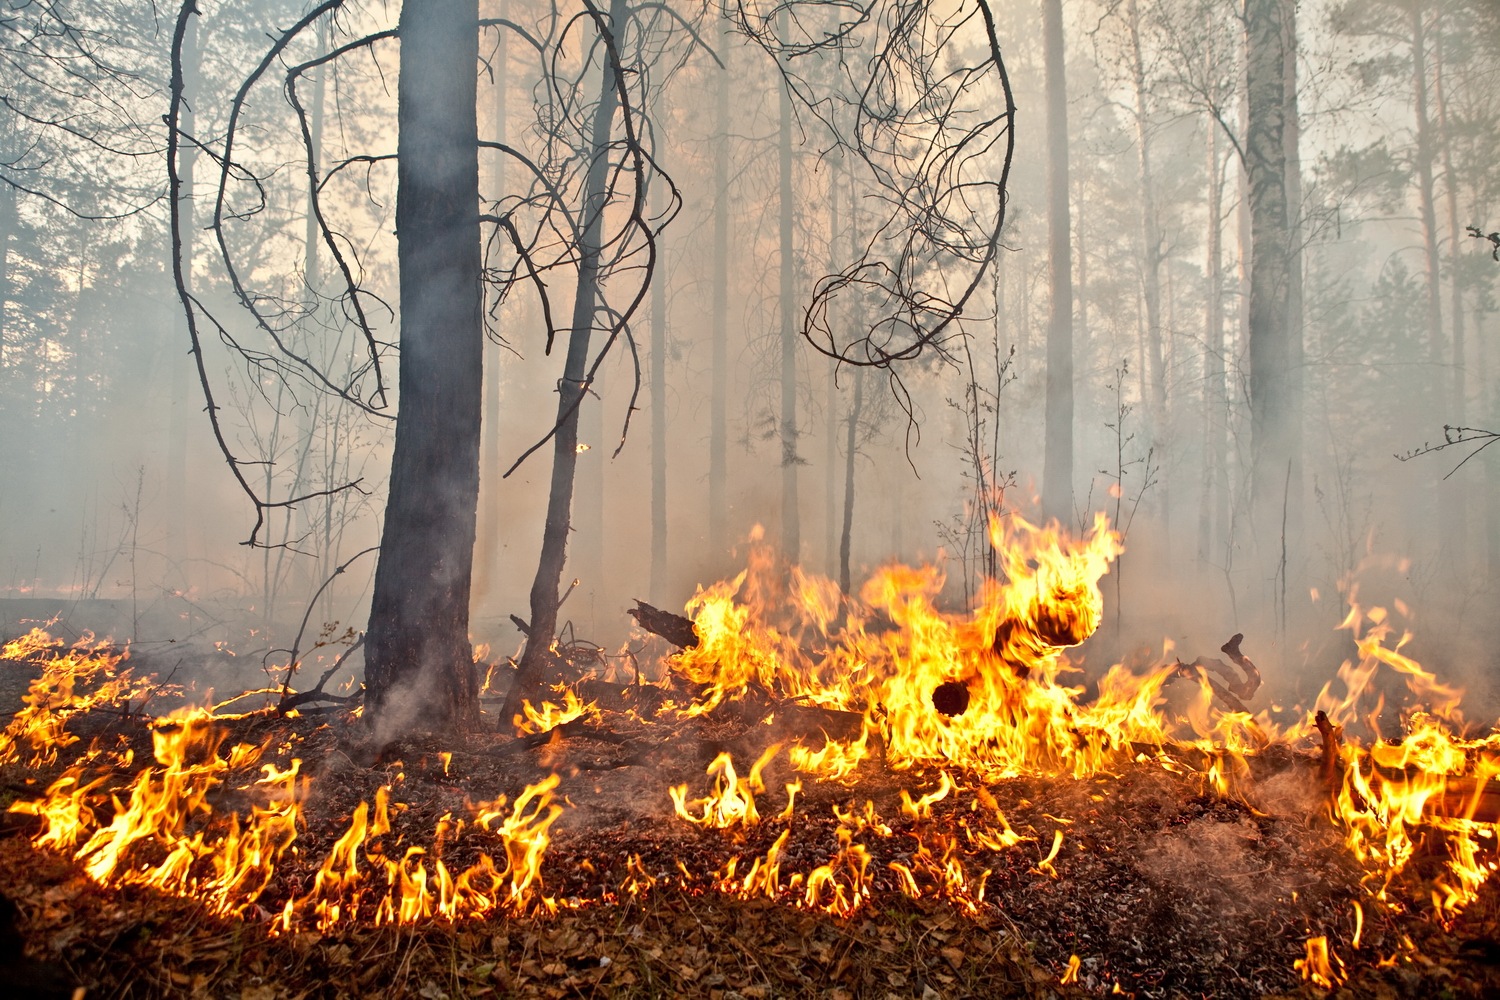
[1,665,1500,998]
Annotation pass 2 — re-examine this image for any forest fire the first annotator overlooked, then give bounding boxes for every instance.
[2,515,1500,996]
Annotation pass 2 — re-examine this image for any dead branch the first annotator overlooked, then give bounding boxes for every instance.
[627,599,698,649]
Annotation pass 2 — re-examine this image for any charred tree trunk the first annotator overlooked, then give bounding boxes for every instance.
[365,0,484,733]
[1041,0,1073,524]
[506,0,625,722]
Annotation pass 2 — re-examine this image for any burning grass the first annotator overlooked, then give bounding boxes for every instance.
[4,515,1500,997]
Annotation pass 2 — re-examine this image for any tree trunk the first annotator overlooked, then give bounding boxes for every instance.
[1243,0,1293,539]
[1198,94,1227,572]
[1127,0,1166,421]
[365,0,483,734]
[1433,17,1468,560]
[1072,174,1090,378]
[166,12,199,568]
[1411,0,1444,371]
[475,0,509,606]
[507,0,625,721]
[1041,0,1073,524]
[301,14,336,616]
[649,184,669,602]
[778,9,801,561]
[839,367,864,596]
[0,109,12,380]
[1281,0,1305,609]
[824,158,840,575]
[708,25,731,560]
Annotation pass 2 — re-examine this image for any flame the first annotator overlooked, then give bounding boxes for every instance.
[11,513,1500,996]
[675,514,1149,780]
[514,686,597,735]
[670,745,783,829]
[1295,935,1346,989]
[0,629,159,765]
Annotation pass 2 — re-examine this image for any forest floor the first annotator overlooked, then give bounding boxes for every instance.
[1,644,1500,998]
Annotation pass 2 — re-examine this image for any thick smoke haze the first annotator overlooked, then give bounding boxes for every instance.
[1,0,1497,717]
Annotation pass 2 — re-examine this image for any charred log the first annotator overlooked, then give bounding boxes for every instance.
[628,600,699,649]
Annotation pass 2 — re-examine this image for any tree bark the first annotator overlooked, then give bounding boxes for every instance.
[1041,0,1073,524]
[365,0,484,733]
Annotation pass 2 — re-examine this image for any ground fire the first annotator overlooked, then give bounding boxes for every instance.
[1,514,1499,997]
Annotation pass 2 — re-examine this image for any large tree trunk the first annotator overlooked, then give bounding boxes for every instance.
[777,10,801,561]
[506,0,624,722]
[1243,0,1294,543]
[364,0,483,734]
[708,25,731,561]
[1041,0,1073,524]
